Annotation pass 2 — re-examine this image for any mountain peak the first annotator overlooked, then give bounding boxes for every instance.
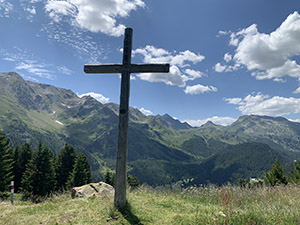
[159,114,192,130]
[199,121,221,131]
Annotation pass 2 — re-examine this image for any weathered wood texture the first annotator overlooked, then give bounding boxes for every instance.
[84,27,170,209]
[84,64,170,73]
[114,27,132,208]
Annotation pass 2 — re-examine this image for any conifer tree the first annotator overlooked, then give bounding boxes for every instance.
[264,159,288,186]
[290,160,300,184]
[13,143,32,193]
[12,145,21,192]
[103,168,114,186]
[0,131,13,193]
[56,144,76,191]
[21,142,56,201]
[67,153,91,188]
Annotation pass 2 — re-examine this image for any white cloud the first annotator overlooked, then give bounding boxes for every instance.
[58,66,72,75]
[224,53,232,63]
[214,63,227,73]
[294,87,300,94]
[218,30,229,36]
[16,62,54,79]
[45,1,76,22]
[0,47,74,80]
[225,97,242,105]
[41,22,104,63]
[45,0,145,36]
[133,45,205,87]
[273,78,286,83]
[184,116,236,127]
[288,118,300,123]
[139,107,153,116]
[184,84,217,95]
[25,6,36,15]
[185,69,203,79]
[229,11,300,80]
[225,92,300,116]
[0,0,13,18]
[79,92,110,104]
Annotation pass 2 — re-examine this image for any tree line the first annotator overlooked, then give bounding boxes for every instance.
[238,158,300,188]
[0,131,91,202]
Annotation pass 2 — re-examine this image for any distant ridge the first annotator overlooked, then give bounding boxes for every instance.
[1,72,300,185]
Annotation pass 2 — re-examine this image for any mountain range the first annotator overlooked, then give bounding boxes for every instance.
[1,72,300,185]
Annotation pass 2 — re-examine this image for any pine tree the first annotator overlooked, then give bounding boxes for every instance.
[290,160,300,184]
[67,153,92,188]
[21,142,56,201]
[12,145,21,192]
[0,131,14,193]
[13,143,32,193]
[264,159,288,186]
[127,174,140,188]
[104,168,114,186]
[56,144,76,191]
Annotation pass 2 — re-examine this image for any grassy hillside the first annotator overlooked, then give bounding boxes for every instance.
[1,185,300,224]
[2,72,300,186]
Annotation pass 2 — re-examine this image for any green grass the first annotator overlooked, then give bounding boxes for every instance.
[1,184,300,224]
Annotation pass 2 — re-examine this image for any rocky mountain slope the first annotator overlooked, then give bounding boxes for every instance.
[1,72,300,185]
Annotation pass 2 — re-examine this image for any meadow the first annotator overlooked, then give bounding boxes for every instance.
[1,184,300,225]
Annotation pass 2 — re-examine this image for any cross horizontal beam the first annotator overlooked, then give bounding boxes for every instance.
[84,64,170,74]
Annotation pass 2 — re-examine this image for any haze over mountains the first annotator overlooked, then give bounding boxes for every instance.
[1,72,300,185]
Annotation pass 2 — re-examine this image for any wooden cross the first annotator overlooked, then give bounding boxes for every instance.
[84,28,170,208]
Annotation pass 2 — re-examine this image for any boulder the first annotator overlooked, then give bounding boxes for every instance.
[71,182,114,198]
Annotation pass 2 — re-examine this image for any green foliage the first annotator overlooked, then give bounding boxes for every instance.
[12,145,21,192]
[238,178,246,188]
[12,143,32,193]
[264,159,288,186]
[55,144,76,191]
[21,142,56,202]
[3,73,300,187]
[102,168,140,188]
[0,131,13,193]
[67,153,92,188]
[290,159,300,184]
[2,185,300,224]
[127,174,141,188]
[103,168,114,186]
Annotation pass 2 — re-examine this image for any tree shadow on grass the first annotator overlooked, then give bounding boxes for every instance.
[118,201,143,225]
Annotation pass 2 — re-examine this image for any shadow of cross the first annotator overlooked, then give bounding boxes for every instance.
[84,27,170,209]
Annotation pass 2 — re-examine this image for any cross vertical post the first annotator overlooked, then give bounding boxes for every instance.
[84,27,170,209]
[114,28,132,208]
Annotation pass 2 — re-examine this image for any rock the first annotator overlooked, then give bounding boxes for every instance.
[71,182,114,198]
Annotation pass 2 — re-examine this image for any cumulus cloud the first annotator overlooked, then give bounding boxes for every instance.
[45,0,145,36]
[79,92,110,104]
[139,107,153,116]
[184,116,236,127]
[184,84,217,95]
[214,63,227,73]
[224,53,232,63]
[226,11,300,81]
[225,92,300,116]
[133,45,205,87]
[293,87,300,94]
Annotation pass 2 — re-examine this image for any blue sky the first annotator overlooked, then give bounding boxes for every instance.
[1,0,300,126]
